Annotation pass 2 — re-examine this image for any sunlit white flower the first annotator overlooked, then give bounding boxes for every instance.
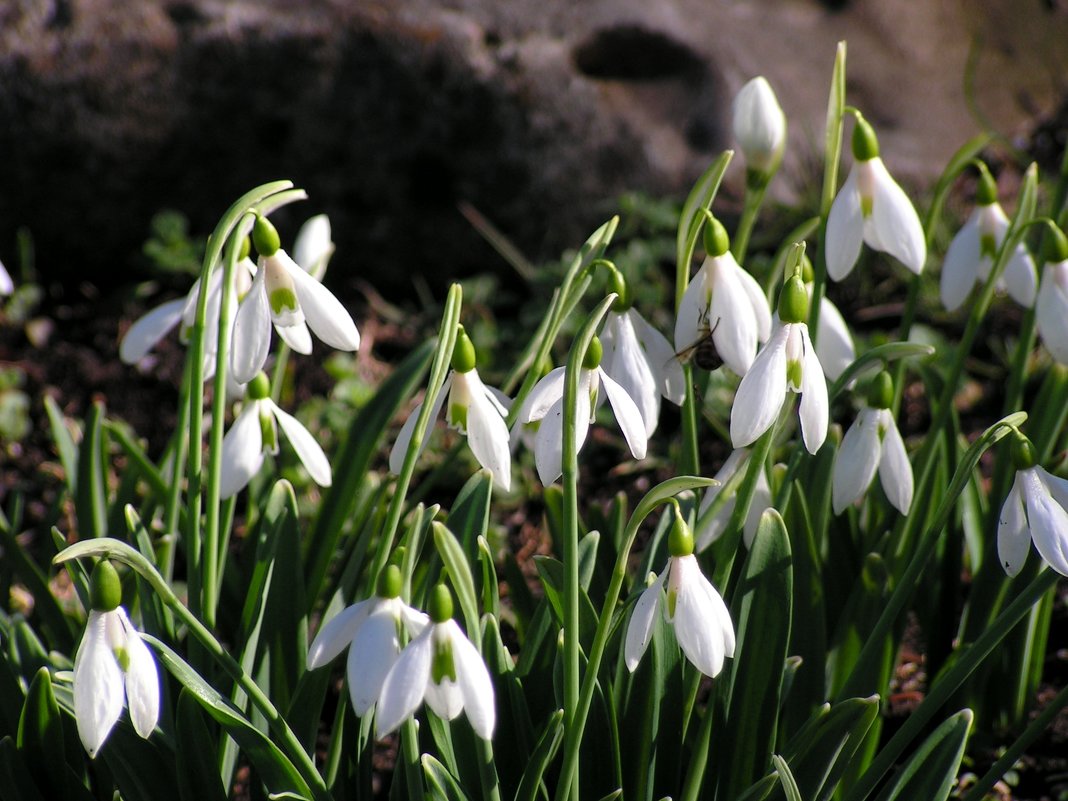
[292,214,335,279]
[998,464,1068,578]
[376,585,495,740]
[220,373,331,498]
[733,76,786,176]
[1036,257,1068,365]
[232,215,359,384]
[814,293,855,381]
[601,307,685,437]
[307,566,428,716]
[831,374,913,514]
[389,328,512,490]
[826,115,925,281]
[521,335,647,485]
[941,183,1036,312]
[625,510,735,677]
[0,258,13,296]
[675,217,772,376]
[695,449,772,551]
[74,562,160,758]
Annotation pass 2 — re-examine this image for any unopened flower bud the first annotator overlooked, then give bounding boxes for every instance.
[89,561,122,613]
[452,326,477,373]
[851,114,880,161]
[732,76,786,176]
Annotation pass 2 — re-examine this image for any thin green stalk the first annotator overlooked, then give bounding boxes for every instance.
[731,176,769,265]
[475,738,502,801]
[162,357,192,584]
[401,719,423,801]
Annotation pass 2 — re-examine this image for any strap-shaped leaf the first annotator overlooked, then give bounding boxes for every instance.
[423,754,473,801]
[871,710,972,801]
[176,689,227,801]
[434,522,480,648]
[16,668,65,801]
[514,710,564,801]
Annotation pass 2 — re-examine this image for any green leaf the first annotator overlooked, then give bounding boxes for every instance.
[0,736,46,801]
[513,710,564,801]
[434,522,481,646]
[176,689,228,801]
[16,669,65,801]
[829,343,935,402]
[477,537,500,621]
[676,151,735,295]
[772,755,803,801]
[821,41,847,218]
[43,396,77,494]
[74,400,107,540]
[422,754,473,801]
[533,557,597,647]
[718,509,793,801]
[871,710,971,801]
[448,470,494,562]
[577,530,599,592]
[780,696,879,801]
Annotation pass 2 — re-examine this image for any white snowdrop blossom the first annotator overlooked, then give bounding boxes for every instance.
[731,272,828,453]
[831,373,913,514]
[732,76,786,176]
[813,293,856,382]
[695,449,773,551]
[0,258,13,296]
[307,566,428,717]
[292,214,335,279]
[625,510,735,678]
[389,328,512,490]
[941,171,1036,311]
[520,335,647,486]
[376,586,495,740]
[826,115,926,281]
[73,562,160,758]
[998,434,1068,578]
[675,217,772,376]
[219,373,331,498]
[601,307,685,437]
[232,215,359,384]
[1036,253,1068,365]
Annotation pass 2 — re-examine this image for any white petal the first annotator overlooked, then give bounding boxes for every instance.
[730,326,788,447]
[998,474,1029,577]
[272,402,332,487]
[116,610,160,739]
[695,450,746,550]
[798,326,828,453]
[1020,468,1068,577]
[826,167,864,281]
[624,572,666,672]
[734,261,773,342]
[815,297,855,381]
[275,320,314,355]
[283,253,360,352]
[0,259,12,295]
[1037,264,1068,364]
[119,299,186,364]
[670,556,733,677]
[1002,244,1038,308]
[522,367,567,423]
[376,628,432,738]
[598,369,649,459]
[388,375,451,475]
[941,213,981,311]
[534,384,590,486]
[74,611,125,757]
[293,215,333,275]
[219,402,266,498]
[832,408,882,514]
[348,602,402,716]
[709,256,759,376]
[449,621,496,739]
[401,605,431,636]
[867,158,926,274]
[1043,468,1068,512]
[307,599,374,669]
[601,312,660,437]
[464,372,513,490]
[630,310,686,405]
[743,467,773,550]
[232,267,272,384]
[877,410,913,514]
[675,263,710,353]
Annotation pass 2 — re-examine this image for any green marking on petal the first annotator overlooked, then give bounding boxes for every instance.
[259,407,278,453]
[448,402,468,431]
[980,232,998,259]
[787,358,803,390]
[269,286,299,316]
[114,646,130,672]
[860,195,874,218]
[432,637,457,684]
[667,587,678,619]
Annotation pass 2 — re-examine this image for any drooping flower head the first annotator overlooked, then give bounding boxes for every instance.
[599,265,685,437]
[732,76,786,182]
[625,505,736,677]
[219,372,332,498]
[73,561,160,758]
[232,214,360,384]
[307,565,429,717]
[730,256,828,454]
[941,164,1037,312]
[376,584,496,740]
[520,334,647,485]
[831,370,914,515]
[1035,224,1068,365]
[389,326,512,490]
[826,113,926,281]
[675,216,772,376]
[998,432,1068,577]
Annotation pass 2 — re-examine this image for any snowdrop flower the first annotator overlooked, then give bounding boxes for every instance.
[784,256,855,381]
[307,566,428,717]
[73,561,160,758]
[292,214,335,279]
[831,371,913,514]
[941,167,1036,311]
[675,217,772,376]
[695,449,772,551]
[733,76,786,179]
[998,434,1068,577]
[376,584,495,740]
[600,270,685,437]
[389,327,512,490]
[1035,226,1068,365]
[731,263,828,453]
[521,334,647,485]
[232,215,360,384]
[0,258,13,296]
[826,114,926,281]
[219,372,331,498]
[625,506,735,678]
